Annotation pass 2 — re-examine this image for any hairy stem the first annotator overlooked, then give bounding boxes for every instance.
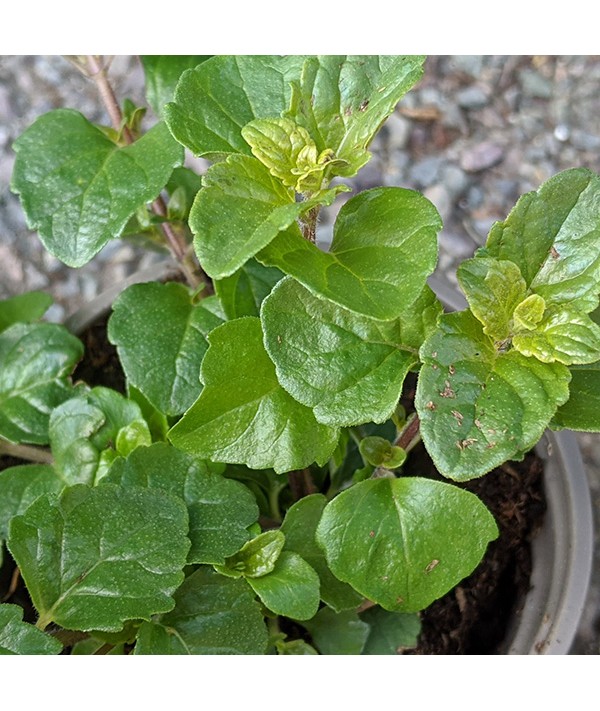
[84,55,205,290]
[300,205,319,243]
[0,438,53,465]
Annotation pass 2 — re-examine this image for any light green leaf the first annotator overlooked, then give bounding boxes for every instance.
[457,258,527,341]
[415,311,571,480]
[140,55,211,117]
[275,638,318,655]
[280,494,363,612]
[127,385,169,442]
[552,362,600,431]
[360,606,421,654]
[215,258,283,320]
[190,154,339,278]
[359,436,406,469]
[513,306,600,364]
[485,168,600,309]
[11,111,183,267]
[303,607,369,655]
[108,282,224,416]
[262,277,440,426]
[242,117,345,193]
[316,477,498,613]
[8,484,190,631]
[168,318,339,474]
[246,551,320,620]
[285,55,425,177]
[0,323,83,445]
[0,291,53,333]
[216,530,285,579]
[104,443,258,565]
[0,604,62,655]
[513,294,546,331]
[134,567,268,655]
[49,387,151,486]
[164,55,308,158]
[0,464,63,540]
[259,187,441,320]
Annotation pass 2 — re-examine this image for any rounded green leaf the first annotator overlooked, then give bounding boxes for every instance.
[11,111,183,267]
[0,323,83,444]
[0,464,63,541]
[513,294,546,331]
[280,494,363,612]
[140,55,211,117]
[261,277,440,426]
[486,168,600,308]
[215,258,283,320]
[49,387,151,486]
[168,318,339,473]
[302,607,370,655]
[360,606,421,654]
[108,282,224,416]
[246,551,320,621]
[316,476,498,613]
[7,484,190,632]
[415,311,571,480]
[359,437,406,469]
[104,443,258,565]
[0,291,53,333]
[552,362,600,431]
[0,604,62,655]
[259,187,441,320]
[134,567,268,655]
[217,530,285,578]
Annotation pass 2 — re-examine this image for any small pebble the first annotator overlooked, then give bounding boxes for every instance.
[460,142,505,173]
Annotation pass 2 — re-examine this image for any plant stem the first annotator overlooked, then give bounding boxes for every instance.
[84,55,206,290]
[0,438,53,465]
[395,413,421,453]
[288,468,317,501]
[300,205,319,243]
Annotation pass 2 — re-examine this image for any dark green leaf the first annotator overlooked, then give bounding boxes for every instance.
[49,387,151,486]
[246,551,320,620]
[316,476,498,613]
[11,111,183,266]
[360,606,421,654]
[104,443,258,564]
[302,607,369,655]
[552,362,600,431]
[262,277,441,426]
[164,55,307,158]
[215,258,283,320]
[0,291,53,333]
[0,323,83,444]
[275,638,318,655]
[485,168,600,309]
[108,282,224,416]
[415,311,571,480]
[141,56,211,117]
[280,493,363,612]
[134,567,268,654]
[0,604,62,655]
[8,484,189,631]
[190,154,339,278]
[0,464,63,540]
[168,318,339,473]
[259,187,441,320]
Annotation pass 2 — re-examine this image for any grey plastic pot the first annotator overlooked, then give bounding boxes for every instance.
[429,275,594,655]
[64,264,594,655]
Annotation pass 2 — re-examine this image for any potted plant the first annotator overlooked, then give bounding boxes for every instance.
[0,54,596,655]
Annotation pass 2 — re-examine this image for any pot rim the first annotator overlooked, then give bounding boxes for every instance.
[428,275,594,655]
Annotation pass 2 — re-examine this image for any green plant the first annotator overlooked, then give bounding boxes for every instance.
[1,54,599,655]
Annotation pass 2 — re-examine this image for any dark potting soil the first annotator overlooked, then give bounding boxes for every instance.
[0,312,547,654]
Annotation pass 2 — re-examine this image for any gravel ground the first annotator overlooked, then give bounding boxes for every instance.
[0,54,599,654]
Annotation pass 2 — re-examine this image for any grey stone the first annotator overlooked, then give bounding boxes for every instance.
[456,85,489,110]
[570,129,600,151]
[383,113,412,151]
[449,55,484,77]
[424,184,452,223]
[460,142,504,173]
[519,69,553,99]
[409,156,444,188]
[554,123,570,142]
[440,164,469,199]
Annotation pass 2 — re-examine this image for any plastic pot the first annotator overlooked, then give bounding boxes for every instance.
[429,276,594,654]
